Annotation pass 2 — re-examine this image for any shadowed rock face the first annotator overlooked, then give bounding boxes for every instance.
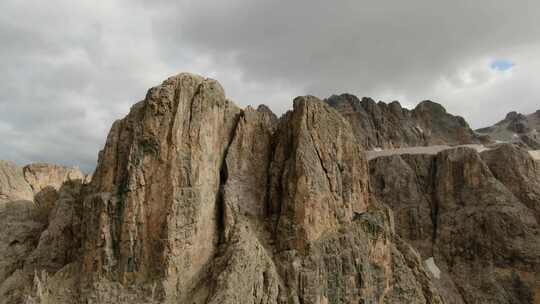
[2,72,538,304]
[325,94,485,149]
[79,74,244,303]
[370,145,540,304]
[269,96,370,251]
[0,161,84,304]
[0,73,446,304]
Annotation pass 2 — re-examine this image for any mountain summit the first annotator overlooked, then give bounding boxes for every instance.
[1,73,539,304]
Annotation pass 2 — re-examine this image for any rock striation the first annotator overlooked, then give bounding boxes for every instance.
[370,144,540,303]
[0,73,447,304]
[1,72,539,304]
[325,94,486,150]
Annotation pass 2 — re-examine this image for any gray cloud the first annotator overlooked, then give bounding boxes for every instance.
[1,0,540,171]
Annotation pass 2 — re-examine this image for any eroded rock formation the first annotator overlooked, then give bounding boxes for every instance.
[325,94,486,149]
[1,72,539,304]
[370,145,540,303]
[0,73,448,304]
[0,161,84,304]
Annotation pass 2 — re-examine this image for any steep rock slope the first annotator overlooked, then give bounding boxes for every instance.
[2,73,446,304]
[0,161,85,304]
[325,94,485,149]
[370,145,540,304]
[82,74,243,303]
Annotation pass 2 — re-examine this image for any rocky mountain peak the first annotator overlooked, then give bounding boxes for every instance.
[325,93,483,150]
[476,108,540,149]
[503,110,526,122]
[414,100,447,114]
[1,73,450,304]
[1,72,539,304]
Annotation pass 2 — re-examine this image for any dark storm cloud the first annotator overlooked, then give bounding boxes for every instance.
[163,1,539,94]
[1,0,540,171]
[153,0,540,123]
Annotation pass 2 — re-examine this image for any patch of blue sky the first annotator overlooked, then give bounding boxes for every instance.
[490,59,515,71]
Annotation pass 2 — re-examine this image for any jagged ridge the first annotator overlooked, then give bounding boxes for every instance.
[2,72,539,304]
[1,73,446,304]
[325,94,486,149]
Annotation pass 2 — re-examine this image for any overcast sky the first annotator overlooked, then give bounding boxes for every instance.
[1,0,540,171]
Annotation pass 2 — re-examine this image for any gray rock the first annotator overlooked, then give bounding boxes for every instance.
[325,95,484,149]
[0,73,482,304]
[370,145,540,303]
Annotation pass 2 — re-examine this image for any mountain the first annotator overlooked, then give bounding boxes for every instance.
[0,73,539,304]
[0,74,444,304]
[325,94,489,150]
[370,144,540,303]
[476,110,540,149]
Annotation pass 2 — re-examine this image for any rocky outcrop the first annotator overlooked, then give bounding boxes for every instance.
[325,94,485,149]
[23,163,85,193]
[269,96,370,251]
[0,73,449,304]
[476,109,540,149]
[4,72,538,304]
[0,161,34,203]
[481,144,540,222]
[81,73,242,303]
[23,163,85,208]
[370,145,540,303]
[0,162,85,304]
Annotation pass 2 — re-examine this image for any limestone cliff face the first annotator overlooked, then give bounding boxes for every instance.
[0,73,448,304]
[7,72,540,304]
[325,94,486,149]
[73,74,443,304]
[23,163,85,194]
[0,161,84,304]
[0,160,34,203]
[370,145,540,304]
[82,74,242,302]
[269,96,370,251]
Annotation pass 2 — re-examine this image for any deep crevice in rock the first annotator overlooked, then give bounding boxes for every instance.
[216,110,243,244]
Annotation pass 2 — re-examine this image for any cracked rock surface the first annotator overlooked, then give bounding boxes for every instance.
[0,73,446,304]
[0,161,84,304]
[370,145,540,303]
[325,94,486,149]
[2,72,539,304]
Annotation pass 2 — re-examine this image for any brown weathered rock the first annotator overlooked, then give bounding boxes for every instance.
[222,106,276,237]
[263,96,443,304]
[23,163,84,194]
[0,200,48,304]
[1,73,448,304]
[269,96,370,251]
[325,95,484,149]
[0,161,85,304]
[0,160,34,203]
[481,144,540,221]
[81,73,242,303]
[370,146,540,304]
